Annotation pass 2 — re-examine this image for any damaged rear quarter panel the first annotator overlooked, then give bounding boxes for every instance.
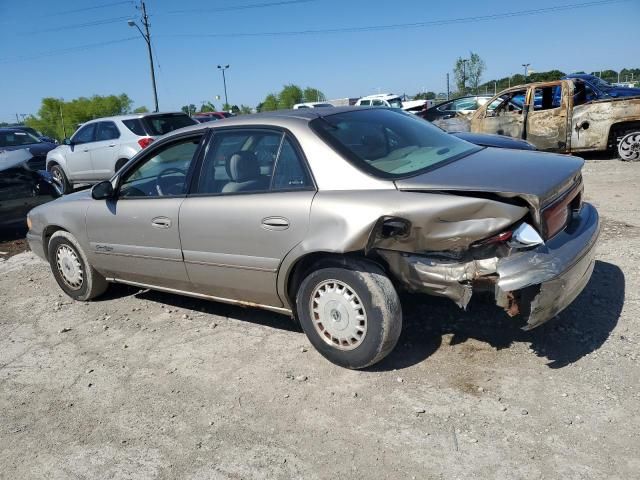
[277,189,527,304]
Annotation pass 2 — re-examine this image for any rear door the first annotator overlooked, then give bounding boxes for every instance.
[86,132,205,289]
[89,121,121,179]
[473,88,527,139]
[179,128,315,307]
[66,123,96,181]
[525,82,569,151]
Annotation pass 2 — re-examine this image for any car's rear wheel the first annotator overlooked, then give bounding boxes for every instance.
[48,231,108,301]
[295,261,402,369]
[49,164,71,194]
[618,131,640,161]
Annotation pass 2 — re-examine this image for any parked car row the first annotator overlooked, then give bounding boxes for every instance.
[28,106,599,369]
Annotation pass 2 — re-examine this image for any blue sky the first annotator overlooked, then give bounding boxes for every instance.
[0,0,638,122]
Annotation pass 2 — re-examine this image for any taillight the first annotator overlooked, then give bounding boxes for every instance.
[542,183,582,239]
[474,230,512,247]
[137,137,154,149]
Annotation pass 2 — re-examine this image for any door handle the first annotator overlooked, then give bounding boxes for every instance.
[82,148,89,152]
[261,217,289,230]
[151,217,172,229]
[108,144,116,147]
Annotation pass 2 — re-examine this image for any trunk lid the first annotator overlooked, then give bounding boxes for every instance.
[394,147,583,213]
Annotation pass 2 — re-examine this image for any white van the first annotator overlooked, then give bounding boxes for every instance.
[355,93,403,108]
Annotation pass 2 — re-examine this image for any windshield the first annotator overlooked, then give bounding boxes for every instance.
[388,98,403,108]
[0,130,41,147]
[587,76,611,89]
[141,114,197,136]
[310,109,480,179]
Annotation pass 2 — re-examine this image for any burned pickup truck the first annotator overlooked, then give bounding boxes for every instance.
[466,79,640,160]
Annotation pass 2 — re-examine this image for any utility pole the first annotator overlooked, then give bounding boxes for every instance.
[446,73,450,100]
[217,65,230,110]
[522,63,530,83]
[59,102,67,139]
[128,1,159,112]
[494,81,497,95]
[461,59,468,94]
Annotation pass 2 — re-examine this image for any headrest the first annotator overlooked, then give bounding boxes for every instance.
[226,151,259,182]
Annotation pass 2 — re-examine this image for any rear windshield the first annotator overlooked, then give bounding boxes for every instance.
[310,109,480,179]
[141,114,197,136]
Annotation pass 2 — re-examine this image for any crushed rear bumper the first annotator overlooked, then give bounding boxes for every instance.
[379,202,600,329]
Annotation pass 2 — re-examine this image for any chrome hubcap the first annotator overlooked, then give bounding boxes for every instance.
[56,245,83,289]
[619,132,640,161]
[310,279,367,350]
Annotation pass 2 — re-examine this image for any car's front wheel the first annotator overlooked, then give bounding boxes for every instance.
[49,164,71,194]
[618,131,640,161]
[296,261,402,369]
[48,231,108,301]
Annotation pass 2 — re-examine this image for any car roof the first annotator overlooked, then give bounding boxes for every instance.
[81,112,190,124]
[359,93,401,100]
[170,106,387,135]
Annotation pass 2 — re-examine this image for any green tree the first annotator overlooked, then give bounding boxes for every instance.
[278,84,304,109]
[25,94,132,141]
[260,94,279,112]
[239,105,253,115]
[181,104,197,116]
[133,106,149,113]
[453,52,486,94]
[199,101,216,113]
[414,92,436,100]
[303,87,325,103]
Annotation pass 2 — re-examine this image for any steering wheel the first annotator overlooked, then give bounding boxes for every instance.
[155,167,186,196]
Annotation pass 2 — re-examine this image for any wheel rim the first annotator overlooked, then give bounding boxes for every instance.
[51,168,65,191]
[310,279,367,350]
[619,132,640,161]
[56,244,84,289]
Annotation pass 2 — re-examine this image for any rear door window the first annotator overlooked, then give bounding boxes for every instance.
[142,114,197,136]
[96,121,120,141]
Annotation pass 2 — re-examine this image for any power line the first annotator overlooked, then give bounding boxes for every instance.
[47,0,133,17]
[163,0,628,38]
[0,37,138,64]
[164,0,319,15]
[23,16,132,35]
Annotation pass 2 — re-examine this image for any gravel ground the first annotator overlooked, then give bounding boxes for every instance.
[1,159,639,480]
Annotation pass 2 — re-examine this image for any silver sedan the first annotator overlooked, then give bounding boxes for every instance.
[27,107,599,368]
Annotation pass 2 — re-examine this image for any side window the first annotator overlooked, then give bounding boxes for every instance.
[71,124,96,144]
[96,122,120,141]
[372,99,385,106]
[573,80,597,106]
[533,86,562,111]
[437,101,453,112]
[272,137,312,191]
[489,90,527,115]
[452,98,479,111]
[195,131,312,195]
[359,100,371,106]
[122,119,147,136]
[119,135,202,198]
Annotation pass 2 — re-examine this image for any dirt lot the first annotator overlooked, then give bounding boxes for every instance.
[1,159,639,480]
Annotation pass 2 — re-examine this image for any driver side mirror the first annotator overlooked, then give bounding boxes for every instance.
[91,180,114,200]
[63,138,72,146]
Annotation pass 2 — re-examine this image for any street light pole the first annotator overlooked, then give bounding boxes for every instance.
[128,1,159,112]
[522,63,530,83]
[217,65,230,110]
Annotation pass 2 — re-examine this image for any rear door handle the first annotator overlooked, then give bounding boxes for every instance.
[151,217,172,229]
[261,216,289,230]
[108,144,116,147]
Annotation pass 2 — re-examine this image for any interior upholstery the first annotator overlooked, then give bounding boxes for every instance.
[222,151,268,193]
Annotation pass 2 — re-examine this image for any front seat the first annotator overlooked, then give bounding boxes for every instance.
[222,151,268,193]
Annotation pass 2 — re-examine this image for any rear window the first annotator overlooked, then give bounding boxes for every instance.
[310,109,480,179]
[142,114,197,136]
[122,119,146,136]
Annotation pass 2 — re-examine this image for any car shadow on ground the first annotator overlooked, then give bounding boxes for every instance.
[99,260,623,370]
[369,260,624,371]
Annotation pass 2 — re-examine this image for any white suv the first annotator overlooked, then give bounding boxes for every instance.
[46,112,196,193]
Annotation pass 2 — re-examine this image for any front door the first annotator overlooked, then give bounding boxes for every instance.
[525,83,569,151]
[86,133,205,290]
[179,128,315,307]
[66,123,97,181]
[473,88,527,139]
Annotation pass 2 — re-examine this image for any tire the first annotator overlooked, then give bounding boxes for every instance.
[295,260,402,369]
[115,158,128,173]
[618,131,640,161]
[49,164,71,194]
[47,231,108,301]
